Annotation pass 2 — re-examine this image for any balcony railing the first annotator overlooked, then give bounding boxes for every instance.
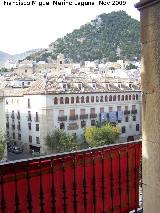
[131,109,138,114]
[80,114,88,119]
[90,113,97,118]
[0,141,142,213]
[58,116,67,122]
[124,110,130,115]
[69,115,78,121]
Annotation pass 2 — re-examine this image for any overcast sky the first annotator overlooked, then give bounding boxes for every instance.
[0,0,139,55]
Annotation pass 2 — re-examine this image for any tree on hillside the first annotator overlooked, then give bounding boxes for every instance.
[0,131,7,160]
[84,123,120,148]
[45,129,79,153]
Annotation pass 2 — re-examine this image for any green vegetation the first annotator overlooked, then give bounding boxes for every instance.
[126,63,138,70]
[84,123,120,148]
[0,131,6,160]
[0,67,8,72]
[45,129,79,153]
[27,11,140,62]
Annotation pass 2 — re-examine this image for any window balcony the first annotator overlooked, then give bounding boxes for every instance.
[80,114,88,119]
[69,115,78,121]
[131,109,138,114]
[0,141,142,213]
[124,110,130,115]
[90,113,97,118]
[58,116,67,122]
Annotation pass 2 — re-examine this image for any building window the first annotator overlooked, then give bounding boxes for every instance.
[81,120,86,128]
[118,95,120,101]
[60,97,64,104]
[105,95,108,102]
[13,132,15,139]
[109,95,112,101]
[136,94,139,100]
[91,120,96,126]
[133,94,135,100]
[125,106,128,111]
[109,107,113,112]
[11,110,15,119]
[113,95,116,101]
[60,123,65,129]
[100,107,104,113]
[117,106,121,111]
[81,96,85,103]
[36,137,40,144]
[121,126,126,134]
[17,111,20,120]
[80,109,85,115]
[96,96,99,102]
[129,95,132,100]
[54,97,58,104]
[133,116,136,121]
[90,108,95,114]
[12,124,15,130]
[36,124,39,131]
[86,96,89,103]
[6,122,9,129]
[132,105,136,110]
[6,99,8,105]
[91,96,94,103]
[100,96,103,102]
[35,112,39,122]
[17,121,21,130]
[25,69,27,73]
[136,124,139,131]
[18,134,21,140]
[28,98,31,108]
[70,109,75,116]
[65,97,69,104]
[29,135,32,143]
[71,97,74,104]
[125,95,128,101]
[28,123,31,130]
[28,111,32,121]
[125,116,129,122]
[76,96,79,103]
[121,95,124,101]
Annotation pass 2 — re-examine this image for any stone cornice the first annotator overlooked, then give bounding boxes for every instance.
[135,0,160,11]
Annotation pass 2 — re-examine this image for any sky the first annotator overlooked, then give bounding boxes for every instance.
[0,0,139,55]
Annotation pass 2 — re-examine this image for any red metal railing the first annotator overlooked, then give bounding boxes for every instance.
[0,141,142,213]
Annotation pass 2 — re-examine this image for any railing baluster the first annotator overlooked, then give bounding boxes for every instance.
[118,150,122,213]
[51,159,56,213]
[14,166,20,213]
[62,158,67,213]
[83,155,87,213]
[73,155,77,213]
[110,151,114,213]
[0,166,5,213]
[101,151,105,213]
[26,162,32,213]
[39,160,44,213]
[92,152,96,213]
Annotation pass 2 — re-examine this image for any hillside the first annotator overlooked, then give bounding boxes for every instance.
[0,51,10,64]
[27,11,140,63]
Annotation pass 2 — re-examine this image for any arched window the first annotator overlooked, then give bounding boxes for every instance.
[54,97,58,104]
[136,94,138,100]
[71,97,74,104]
[91,96,94,103]
[121,95,124,101]
[125,95,128,101]
[105,95,108,102]
[100,96,103,102]
[113,95,116,101]
[65,97,69,104]
[76,96,79,103]
[60,97,64,104]
[118,95,120,101]
[81,96,85,103]
[133,94,135,100]
[129,95,132,100]
[86,96,89,103]
[109,95,112,101]
[96,96,99,102]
